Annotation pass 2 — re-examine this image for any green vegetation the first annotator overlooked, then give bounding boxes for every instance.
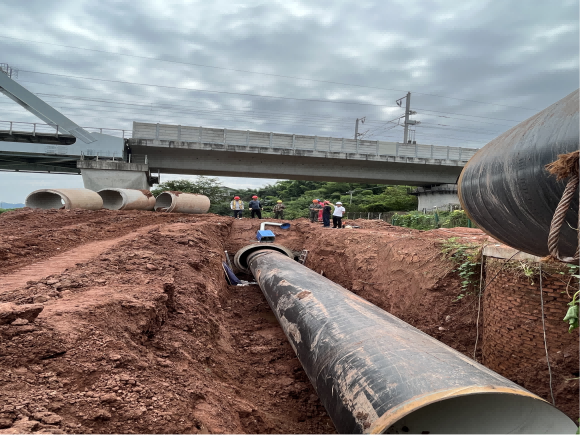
[392,209,472,230]
[441,237,481,301]
[0,208,14,215]
[152,177,418,219]
[561,264,580,333]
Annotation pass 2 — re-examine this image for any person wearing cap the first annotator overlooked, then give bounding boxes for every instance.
[331,201,346,228]
[248,195,263,219]
[321,200,332,227]
[273,200,286,219]
[308,199,321,223]
[230,196,244,219]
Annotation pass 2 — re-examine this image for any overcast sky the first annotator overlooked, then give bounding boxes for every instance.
[0,0,578,203]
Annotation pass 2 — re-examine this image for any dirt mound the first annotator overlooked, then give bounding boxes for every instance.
[0,210,576,433]
[0,215,332,433]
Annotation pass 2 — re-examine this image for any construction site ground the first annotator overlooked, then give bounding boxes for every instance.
[0,209,577,434]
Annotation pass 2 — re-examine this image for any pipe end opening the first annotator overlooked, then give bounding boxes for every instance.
[234,243,295,273]
[25,191,66,209]
[155,192,174,212]
[381,393,576,434]
[98,190,124,210]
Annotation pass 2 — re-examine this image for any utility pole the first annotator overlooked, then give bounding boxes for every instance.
[403,92,411,144]
[397,92,419,144]
[354,117,365,140]
[346,190,356,204]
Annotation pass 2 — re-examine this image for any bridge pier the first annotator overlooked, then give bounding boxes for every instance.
[410,184,460,211]
[77,160,152,192]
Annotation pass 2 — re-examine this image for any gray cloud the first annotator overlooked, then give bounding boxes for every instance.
[0,0,577,202]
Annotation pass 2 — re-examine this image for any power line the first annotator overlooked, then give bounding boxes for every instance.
[18,69,403,108]
[416,112,516,127]
[0,98,491,145]
[415,107,523,123]
[1,34,539,111]
[15,74,521,125]
[32,93,394,127]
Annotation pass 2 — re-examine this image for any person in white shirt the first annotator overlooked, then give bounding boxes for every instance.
[331,201,346,228]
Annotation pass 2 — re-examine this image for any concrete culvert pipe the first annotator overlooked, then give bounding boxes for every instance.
[240,246,577,434]
[25,189,103,210]
[154,191,210,214]
[98,188,155,211]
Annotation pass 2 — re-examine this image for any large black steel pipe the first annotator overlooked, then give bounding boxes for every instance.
[245,249,576,434]
[458,89,579,257]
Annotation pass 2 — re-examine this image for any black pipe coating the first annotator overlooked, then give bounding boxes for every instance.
[246,249,576,434]
[458,89,579,257]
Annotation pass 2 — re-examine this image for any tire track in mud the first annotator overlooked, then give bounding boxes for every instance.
[0,224,161,294]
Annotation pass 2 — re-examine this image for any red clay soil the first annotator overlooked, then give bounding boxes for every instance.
[0,210,577,434]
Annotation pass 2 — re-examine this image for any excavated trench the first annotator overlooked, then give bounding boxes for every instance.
[0,209,577,434]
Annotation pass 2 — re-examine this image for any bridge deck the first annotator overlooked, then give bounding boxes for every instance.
[128,122,477,186]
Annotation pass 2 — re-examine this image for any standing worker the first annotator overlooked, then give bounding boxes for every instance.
[230,196,244,219]
[309,199,320,223]
[322,200,332,228]
[317,199,324,223]
[331,201,345,228]
[249,195,263,219]
[273,200,286,219]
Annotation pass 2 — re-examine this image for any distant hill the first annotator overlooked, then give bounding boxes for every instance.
[0,202,24,209]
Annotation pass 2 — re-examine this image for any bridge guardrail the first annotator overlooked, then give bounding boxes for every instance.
[132,122,478,162]
[0,120,132,139]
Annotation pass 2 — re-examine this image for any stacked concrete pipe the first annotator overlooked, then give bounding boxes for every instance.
[98,188,155,211]
[234,244,577,434]
[25,189,103,210]
[154,191,210,214]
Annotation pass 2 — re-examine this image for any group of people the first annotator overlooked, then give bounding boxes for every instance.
[230,195,286,220]
[309,199,346,228]
[230,195,345,228]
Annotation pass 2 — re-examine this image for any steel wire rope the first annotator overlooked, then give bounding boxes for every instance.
[538,263,556,406]
[0,35,540,111]
[547,175,580,263]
